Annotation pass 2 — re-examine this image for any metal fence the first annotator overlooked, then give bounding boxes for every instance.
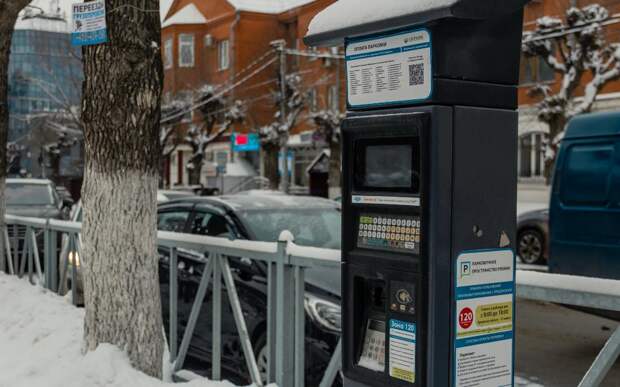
[2,214,619,387]
[0,214,342,387]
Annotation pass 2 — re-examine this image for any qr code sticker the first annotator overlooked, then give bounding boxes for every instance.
[409,63,424,86]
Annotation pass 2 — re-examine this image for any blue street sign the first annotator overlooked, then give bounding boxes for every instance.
[232,133,260,152]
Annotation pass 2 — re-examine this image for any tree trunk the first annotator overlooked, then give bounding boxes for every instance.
[0,1,31,272]
[188,159,202,185]
[543,116,567,185]
[328,139,341,199]
[80,0,163,378]
[263,144,280,190]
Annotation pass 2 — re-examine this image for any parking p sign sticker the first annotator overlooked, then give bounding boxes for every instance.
[454,249,515,387]
[72,0,108,46]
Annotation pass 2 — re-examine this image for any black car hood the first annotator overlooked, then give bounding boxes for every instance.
[6,205,61,219]
[305,266,341,298]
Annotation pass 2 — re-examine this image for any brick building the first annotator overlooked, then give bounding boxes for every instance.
[519,0,620,181]
[160,0,344,192]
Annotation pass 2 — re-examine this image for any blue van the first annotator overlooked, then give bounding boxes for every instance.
[549,111,620,279]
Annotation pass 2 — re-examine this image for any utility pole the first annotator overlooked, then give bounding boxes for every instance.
[272,39,289,194]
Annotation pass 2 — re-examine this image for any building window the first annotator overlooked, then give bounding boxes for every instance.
[178,34,195,68]
[218,40,230,71]
[164,38,173,69]
[519,132,546,179]
[520,53,555,85]
[309,88,317,111]
[327,85,338,110]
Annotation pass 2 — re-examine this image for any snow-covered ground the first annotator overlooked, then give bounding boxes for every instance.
[0,274,251,387]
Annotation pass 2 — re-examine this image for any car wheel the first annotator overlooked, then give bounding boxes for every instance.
[518,229,545,265]
[254,333,268,385]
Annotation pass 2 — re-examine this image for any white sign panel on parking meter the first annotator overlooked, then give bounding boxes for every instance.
[454,249,515,387]
[345,28,432,108]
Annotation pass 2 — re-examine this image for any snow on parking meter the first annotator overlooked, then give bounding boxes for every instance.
[305,1,528,386]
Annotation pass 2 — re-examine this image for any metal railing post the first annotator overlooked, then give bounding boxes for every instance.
[3,226,14,275]
[44,227,51,289]
[578,326,620,387]
[294,265,305,387]
[212,254,222,381]
[266,261,277,383]
[169,247,178,363]
[0,223,5,274]
[50,230,58,293]
[275,232,295,387]
[320,339,342,387]
[220,256,263,386]
[70,234,77,305]
[174,256,215,372]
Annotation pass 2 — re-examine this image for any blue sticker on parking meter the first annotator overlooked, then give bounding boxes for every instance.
[345,28,432,108]
[389,319,416,383]
[454,249,515,387]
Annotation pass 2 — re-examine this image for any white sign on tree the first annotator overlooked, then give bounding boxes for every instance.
[72,0,108,46]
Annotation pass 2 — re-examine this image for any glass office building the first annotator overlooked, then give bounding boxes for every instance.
[8,4,82,143]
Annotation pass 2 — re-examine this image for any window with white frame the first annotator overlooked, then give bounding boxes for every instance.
[164,38,173,69]
[309,88,318,111]
[218,39,230,70]
[178,34,195,68]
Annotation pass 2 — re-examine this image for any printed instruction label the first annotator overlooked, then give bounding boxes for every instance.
[352,195,420,207]
[454,250,515,387]
[72,0,108,46]
[389,319,416,383]
[345,28,432,108]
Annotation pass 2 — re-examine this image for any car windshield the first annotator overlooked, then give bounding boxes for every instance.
[239,208,341,249]
[6,183,54,206]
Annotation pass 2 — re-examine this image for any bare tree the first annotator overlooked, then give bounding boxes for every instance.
[258,74,307,189]
[312,109,344,198]
[185,86,244,185]
[80,0,164,378]
[0,1,32,272]
[523,4,620,182]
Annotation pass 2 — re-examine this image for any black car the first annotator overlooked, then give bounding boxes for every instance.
[517,208,549,265]
[157,194,342,386]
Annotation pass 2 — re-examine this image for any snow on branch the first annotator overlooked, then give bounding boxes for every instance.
[522,3,620,181]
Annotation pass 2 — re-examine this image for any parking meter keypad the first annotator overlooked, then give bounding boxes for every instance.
[357,214,421,254]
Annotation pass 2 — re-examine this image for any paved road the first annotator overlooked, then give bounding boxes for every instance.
[516,299,620,387]
[517,184,549,216]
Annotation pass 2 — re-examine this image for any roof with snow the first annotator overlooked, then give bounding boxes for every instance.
[162,3,207,27]
[227,0,316,14]
[162,0,318,27]
[305,0,531,47]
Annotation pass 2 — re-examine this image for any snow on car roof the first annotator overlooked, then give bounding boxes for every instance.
[177,193,339,212]
[6,178,53,185]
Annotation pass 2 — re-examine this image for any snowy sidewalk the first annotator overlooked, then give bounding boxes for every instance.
[0,274,244,387]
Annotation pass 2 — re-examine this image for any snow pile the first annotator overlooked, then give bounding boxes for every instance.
[307,0,457,36]
[517,270,620,299]
[0,274,245,387]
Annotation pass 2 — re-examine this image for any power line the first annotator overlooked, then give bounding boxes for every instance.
[160,56,277,124]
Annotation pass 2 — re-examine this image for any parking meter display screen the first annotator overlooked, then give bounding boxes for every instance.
[365,145,412,188]
[354,138,420,193]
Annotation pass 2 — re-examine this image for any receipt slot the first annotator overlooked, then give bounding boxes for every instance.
[305,1,528,386]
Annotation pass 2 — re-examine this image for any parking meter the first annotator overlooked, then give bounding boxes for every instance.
[305,1,528,386]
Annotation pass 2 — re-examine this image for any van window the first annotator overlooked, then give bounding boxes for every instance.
[560,144,615,206]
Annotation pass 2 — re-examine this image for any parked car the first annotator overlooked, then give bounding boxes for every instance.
[549,111,620,279]
[6,179,71,258]
[157,194,341,385]
[517,208,549,265]
[6,178,71,219]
